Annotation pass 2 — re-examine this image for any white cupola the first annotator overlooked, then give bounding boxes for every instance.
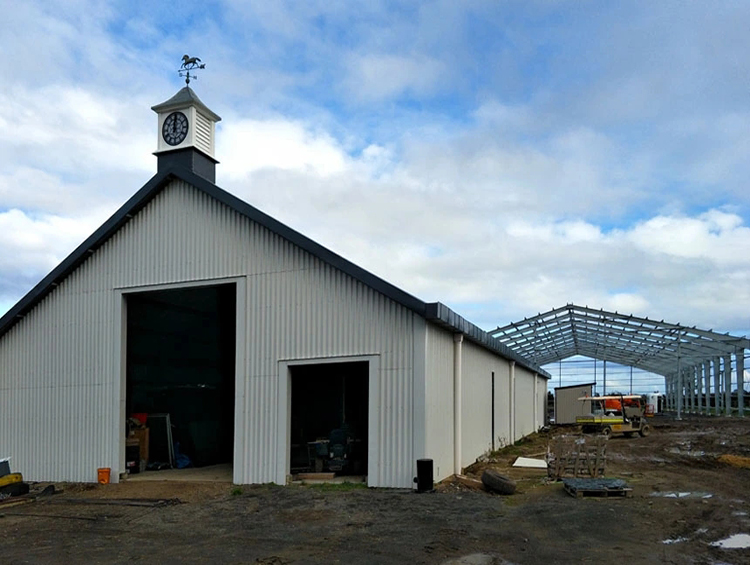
[151,86,222,182]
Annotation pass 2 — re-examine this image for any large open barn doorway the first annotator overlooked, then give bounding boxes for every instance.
[289,361,369,479]
[125,283,236,476]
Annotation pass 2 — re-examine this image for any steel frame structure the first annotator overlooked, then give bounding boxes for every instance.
[490,304,748,417]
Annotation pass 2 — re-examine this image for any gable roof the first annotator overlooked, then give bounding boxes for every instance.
[0,166,549,377]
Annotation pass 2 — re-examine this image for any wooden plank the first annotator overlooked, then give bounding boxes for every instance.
[0,496,34,508]
[455,474,484,489]
[296,473,335,480]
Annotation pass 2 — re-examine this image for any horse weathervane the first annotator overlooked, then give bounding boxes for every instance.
[179,55,206,85]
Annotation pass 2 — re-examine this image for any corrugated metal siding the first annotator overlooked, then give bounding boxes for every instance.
[514,367,536,438]
[422,327,541,478]
[461,341,512,467]
[240,264,415,487]
[0,272,119,482]
[493,361,511,447]
[424,323,454,481]
[555,385,592,424]
[0,180,415,487]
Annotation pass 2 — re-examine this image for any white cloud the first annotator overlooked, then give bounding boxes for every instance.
[0,85,153,179]
[233,151,750,333]
[2,0,750,345]
[627,211,750,265]
[507,220,603,244]
[0,208,104,301]
[343,54,447,102]
[219,118,349,179]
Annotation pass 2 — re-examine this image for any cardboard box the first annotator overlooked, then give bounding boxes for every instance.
[128,428,150,463]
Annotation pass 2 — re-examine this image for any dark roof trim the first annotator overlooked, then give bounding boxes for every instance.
[425,302,551,378]
[554,382,596,391]
[0,167,545,376]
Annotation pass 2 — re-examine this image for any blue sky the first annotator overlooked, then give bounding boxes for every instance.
[1,1,749,392]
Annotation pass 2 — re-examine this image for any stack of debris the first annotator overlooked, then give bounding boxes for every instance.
[547,435,607,480]
[0,457,29,499]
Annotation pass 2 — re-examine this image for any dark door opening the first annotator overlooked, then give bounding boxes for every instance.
[126,284,236,470]
[290,361,368,477]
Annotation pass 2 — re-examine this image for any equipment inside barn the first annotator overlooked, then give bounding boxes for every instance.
[289,361,368,478]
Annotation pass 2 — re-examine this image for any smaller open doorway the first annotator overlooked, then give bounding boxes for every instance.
[289,361,369,479]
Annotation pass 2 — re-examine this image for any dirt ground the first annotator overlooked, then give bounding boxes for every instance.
[1,415,749,564]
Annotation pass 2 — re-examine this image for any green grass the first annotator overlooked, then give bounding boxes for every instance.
[230,486,243,496]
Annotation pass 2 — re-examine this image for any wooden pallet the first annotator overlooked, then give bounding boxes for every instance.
[563,478,633,498]
[548,435,607,479]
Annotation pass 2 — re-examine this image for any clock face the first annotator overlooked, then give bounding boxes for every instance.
[162,111,189,146]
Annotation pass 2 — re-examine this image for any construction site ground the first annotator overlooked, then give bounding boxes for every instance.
[1,414,749,564]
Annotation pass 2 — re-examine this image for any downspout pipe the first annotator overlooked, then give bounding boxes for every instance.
[509,361,516,444]
[453,333,464,475]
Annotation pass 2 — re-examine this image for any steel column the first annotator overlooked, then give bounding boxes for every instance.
[724,354,732,416]
[664,375,674,411]
[737,350,745,417]
[676,339,683,420]
[690,365,698,414]
[713,357,720,414]
[703,360,710,415]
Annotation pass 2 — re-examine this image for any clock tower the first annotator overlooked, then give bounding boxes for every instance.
[152,85,222,183]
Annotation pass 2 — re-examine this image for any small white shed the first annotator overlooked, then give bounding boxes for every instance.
[554,383,595,424]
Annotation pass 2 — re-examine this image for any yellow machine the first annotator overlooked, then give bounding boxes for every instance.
[0,472,23,489]
[576,394,651,437]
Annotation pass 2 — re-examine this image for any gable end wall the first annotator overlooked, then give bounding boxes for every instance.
[0,180,417,487]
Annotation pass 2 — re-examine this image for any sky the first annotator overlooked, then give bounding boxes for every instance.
[1,1,749,392]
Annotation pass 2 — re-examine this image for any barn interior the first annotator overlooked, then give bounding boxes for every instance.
[125,284,236,473]
[290,361,369,478]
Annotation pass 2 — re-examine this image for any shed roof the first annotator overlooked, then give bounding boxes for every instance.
[491,304,749,377]
[0,166,548,377]
[554,382,595,391]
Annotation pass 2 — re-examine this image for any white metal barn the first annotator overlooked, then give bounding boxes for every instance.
[0,87,548,488]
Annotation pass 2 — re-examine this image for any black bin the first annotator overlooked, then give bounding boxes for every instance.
[414,458,433,493]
